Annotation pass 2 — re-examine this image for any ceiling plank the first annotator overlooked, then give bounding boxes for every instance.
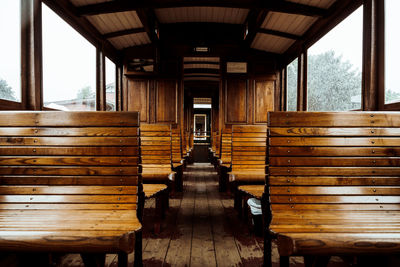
[103,27,146,39]
[257,28,301,40]
[77,0,327,17]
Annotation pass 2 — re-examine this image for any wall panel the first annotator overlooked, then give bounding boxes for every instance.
[126,79,149,122]
[156,79,178,123]
[254,80,275,123]
[225,79,248,124]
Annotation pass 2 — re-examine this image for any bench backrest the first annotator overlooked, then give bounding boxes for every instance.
[267,111,400,212]
[211,131,217,152]
[140,124,172,177]
[171,126,183,166]
[220,128,232,165]
[0,111,140,211]
[231,125,268,173]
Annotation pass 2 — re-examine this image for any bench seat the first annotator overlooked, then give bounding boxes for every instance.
[238,185,264,199]
[143,184,168,199]
[229,170,266,183]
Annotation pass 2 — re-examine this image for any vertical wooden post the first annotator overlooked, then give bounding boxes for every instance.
[96,48,106,111]
[297,51,307,111]
[116,64,123,111]
[362,0,384,111]
[21,0,43,110]
[281,67,287,111]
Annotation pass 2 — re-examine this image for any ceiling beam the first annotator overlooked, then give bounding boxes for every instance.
[136,8,159,43]
[77,0,327,17]
[244,8,268,47]
[257,28,301,40]
[103,27,146,39]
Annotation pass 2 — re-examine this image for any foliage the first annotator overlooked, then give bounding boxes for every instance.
[76,86,95,100]
[385,88,400,103]
[287,51,362,111]
[287,59,298,111]
[0,78,16,101]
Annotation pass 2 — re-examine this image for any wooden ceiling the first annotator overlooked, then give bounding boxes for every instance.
[49,0,358,57]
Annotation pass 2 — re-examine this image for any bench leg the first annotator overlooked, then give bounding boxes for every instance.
[134,230,143,267]
[263,234,272,267]
[118,252,128,267]
[81,253,105,267]
[280,256,289,267]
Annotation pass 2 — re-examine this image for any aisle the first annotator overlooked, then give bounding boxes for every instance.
[141,163,264,267]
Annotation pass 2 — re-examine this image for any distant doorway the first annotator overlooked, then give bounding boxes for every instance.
[192,98,211,162]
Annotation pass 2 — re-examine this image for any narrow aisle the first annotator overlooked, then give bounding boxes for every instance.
[142,163,264,267]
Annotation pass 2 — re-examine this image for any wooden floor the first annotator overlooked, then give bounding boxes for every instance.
[4,163,400,266]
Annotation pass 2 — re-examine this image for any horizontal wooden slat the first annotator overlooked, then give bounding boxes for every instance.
[271,204,400,211]
[270,186,400,195]
[269,127,400,136]
[0,204,137,210]
[0,195,137,203]
[269,176,400,186]
[269,147,400,156]
[0,186,137,195]
[0,146,139,156]
[269,137,400,146]
[140,124,170,132]
[0,176,138,185]
[0,111,139,127]
[0,166,139,176]
[269,167,400,176]
[0,137,139,146]
[232,125,267,133]
[269,157,400,166]
[0,127,139,137]
[270,195,400,204]
[232,137,266,142]
[268,112,400,127]
[0,156,139,166]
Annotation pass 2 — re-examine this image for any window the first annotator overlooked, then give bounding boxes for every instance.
[286,58,298,111]
[307,7,363,111]
[385,0,400,104]
[0,0,21,102]
[105,57,116,111]
[42,4,96,111]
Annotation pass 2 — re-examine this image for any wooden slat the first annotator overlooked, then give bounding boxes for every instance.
[0,195,137,203]
[268,112,400,127]
[0,146,139,156]
[269,157,400,166]
[0,111,139,127]
[270,186,400,195]
[269,167,400,176]
[269,137,400,146]
[0,176,139,185]
[269,176,400,186]
[0,185,137,195]
[0,127,139,137]
[0,156,139,166]
[270,127,400,136]
[0,166,140,175]
[269,147,400,156]
[0,137,139,146]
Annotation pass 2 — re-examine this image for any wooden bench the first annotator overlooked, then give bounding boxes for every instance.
[0,111,142,267]
[228,125,267,214]
[140,124,173,232]
[218,128,232,192]
[265,111,400,267]
[171,126,184,192]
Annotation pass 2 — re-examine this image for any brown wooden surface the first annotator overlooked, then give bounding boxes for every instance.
[156,80,178,124]
[225,79,248,124]
[126,79,149,122]
[254,80,274,124]
[0,111,141,258]
[229,125,267,184]
[267,111,400,261]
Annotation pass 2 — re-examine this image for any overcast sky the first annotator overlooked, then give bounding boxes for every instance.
[1,1,400,104]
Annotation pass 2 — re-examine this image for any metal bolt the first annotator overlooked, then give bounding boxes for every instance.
[287,150,291,153]
[33,149,36,152]
[287,179,290,183]
[287,189,290,192]
[34,129,38,133]
[370,114,374,117]
[373,189,377,192]
[371,140,375,144]
[288,160,291,163]
[287,169,291,173]
[372,150,375,154]
[371,130,375,134]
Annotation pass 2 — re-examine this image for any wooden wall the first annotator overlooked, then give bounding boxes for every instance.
[124,78,180,124]
[220,75,276,128]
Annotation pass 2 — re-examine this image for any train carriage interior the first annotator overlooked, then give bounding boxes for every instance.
[1,0,400,266]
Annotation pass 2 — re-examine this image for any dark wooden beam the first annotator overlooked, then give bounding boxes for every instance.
[184,68,220,75]
[21,0,42,110]
[268,1,327,17]
[103,27,146,39]
[297,51,307,111]
[136,8,158,43]
[116,64,123,111]
[258,28,301,40]
[244,8,268,47]
[42,0,119,62]
[77,0,327,17]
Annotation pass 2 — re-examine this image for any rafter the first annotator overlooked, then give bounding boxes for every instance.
[76,0,328,18]
[103,28,146,39]
[257,28,301,40]
[244,8,268,47]
[136,8,159,43]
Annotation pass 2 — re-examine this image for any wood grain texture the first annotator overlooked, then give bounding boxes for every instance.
[225,79,248,124]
